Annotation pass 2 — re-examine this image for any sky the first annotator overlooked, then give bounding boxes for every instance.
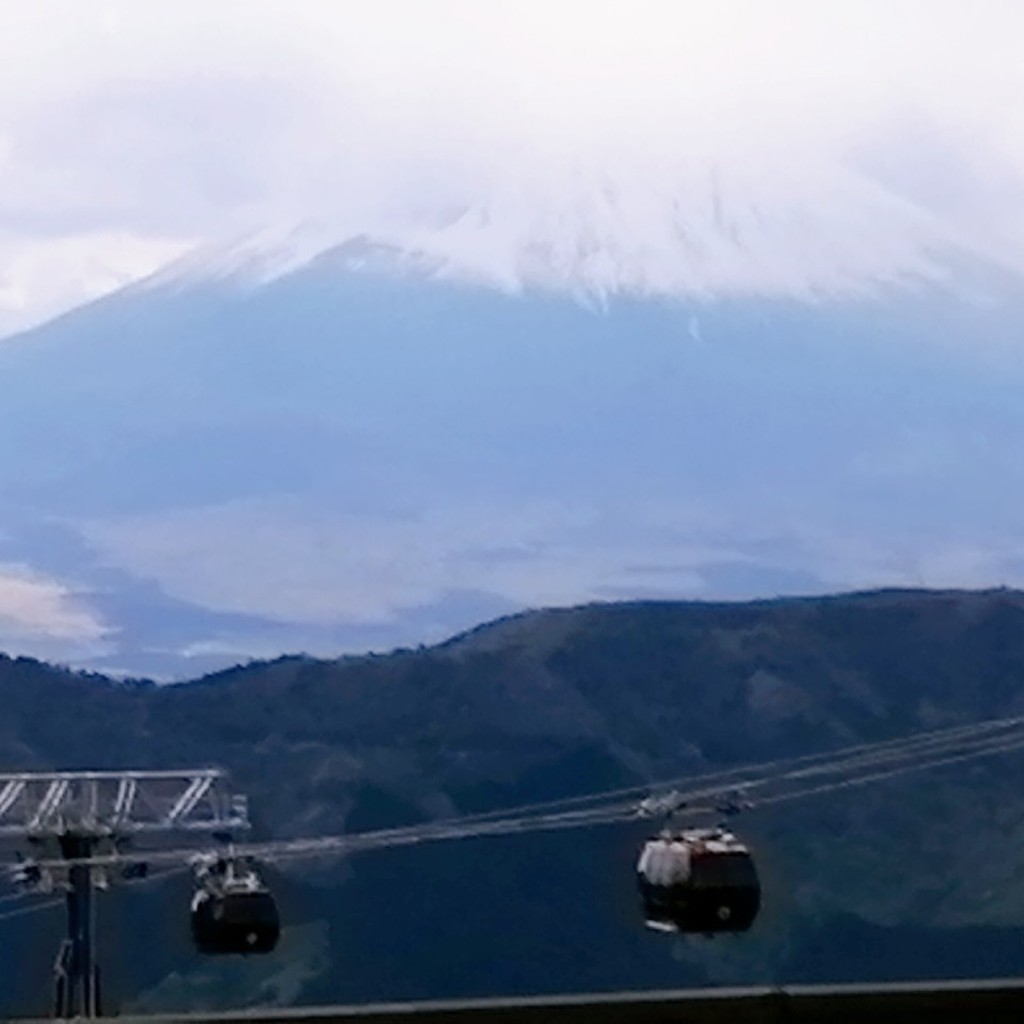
[2,0,1024,335]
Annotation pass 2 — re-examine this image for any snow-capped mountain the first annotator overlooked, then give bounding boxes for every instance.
[2,161,1023,678]
[144,154,970,302]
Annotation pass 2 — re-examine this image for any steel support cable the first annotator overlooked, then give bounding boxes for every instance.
[751,732,1024,812]
[21,724,1024,873]
[173,800,646,867]
[0,864,189,926]
[280,729,1024,860]
[304,729,1024,855]
[26,716,1024,874]
[226,716,1024,860]
[211,725,1024,864]
[654,719,1024,807]
[130,726,1024,868]
[347,714,1024,833]
[539,720,1024,837]
[746,723,1024,784]
[250,804,645,863]
[0,888,40,909]
[26,800,645,872]
[0,896,64,924]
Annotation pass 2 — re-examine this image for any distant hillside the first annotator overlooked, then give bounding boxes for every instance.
[3,589,1024,1015]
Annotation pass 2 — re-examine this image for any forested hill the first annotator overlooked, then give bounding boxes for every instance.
[4,588,1024,1015]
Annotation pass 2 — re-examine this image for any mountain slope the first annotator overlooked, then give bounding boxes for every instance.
[3,591,1024,1014]
[1,222,1024,676]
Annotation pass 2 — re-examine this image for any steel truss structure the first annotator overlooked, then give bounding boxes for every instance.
[0,769,249,1020]
[0,770,248,838]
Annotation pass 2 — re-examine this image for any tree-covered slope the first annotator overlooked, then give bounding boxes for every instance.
[3,589,1024,1015]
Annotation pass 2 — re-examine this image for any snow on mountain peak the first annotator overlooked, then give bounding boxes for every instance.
[143,153,968,302]
[390,157,957,300]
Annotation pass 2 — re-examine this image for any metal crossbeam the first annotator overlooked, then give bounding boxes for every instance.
[165,775,214,825]
[0,770,249,838]
[29,779,69,830]
[0,779,25,817]
[111,777,137,826]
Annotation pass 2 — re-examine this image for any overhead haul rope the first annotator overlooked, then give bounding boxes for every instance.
[259,724,1024,860]
[0,889,43,910]
[0,865,189,924]
[24,717,1024,872]
[223,713,1024,861]
[351,713,1024,831]
[233,715,1024,861]
[755,732,1024,811]
[663,716,1024,810]
[26,713,1024,874]
[0,896,64,924]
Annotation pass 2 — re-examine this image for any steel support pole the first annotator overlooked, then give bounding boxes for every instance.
[56,834,100,1019]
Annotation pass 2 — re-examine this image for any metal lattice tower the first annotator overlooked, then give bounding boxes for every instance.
[0,770,249,1019]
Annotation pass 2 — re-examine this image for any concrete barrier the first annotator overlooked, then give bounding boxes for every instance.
[14,977,1024,1024]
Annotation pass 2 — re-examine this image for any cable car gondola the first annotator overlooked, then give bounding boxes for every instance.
[190,855,280,955]
[636,827,760,934]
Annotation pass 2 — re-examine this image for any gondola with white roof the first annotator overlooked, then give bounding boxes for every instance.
[636,827,760,934]
[190,853,280,954]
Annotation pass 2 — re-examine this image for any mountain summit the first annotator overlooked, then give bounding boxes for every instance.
[147,152,972,303]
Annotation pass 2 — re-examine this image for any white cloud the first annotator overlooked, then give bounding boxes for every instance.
[0,230,191,335]
[0,563,110,645]
[1,1,1024,327]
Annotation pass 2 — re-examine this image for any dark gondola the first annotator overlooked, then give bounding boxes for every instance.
[190,857,281,954]
[636,827,760,934]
